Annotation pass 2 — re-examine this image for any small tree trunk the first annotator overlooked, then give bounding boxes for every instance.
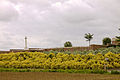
[89,41,90,46]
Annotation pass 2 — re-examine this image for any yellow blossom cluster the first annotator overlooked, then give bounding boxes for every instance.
[0,52,119,69]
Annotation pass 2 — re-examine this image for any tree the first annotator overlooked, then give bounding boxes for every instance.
[103,37,111,45]
[84,33,94,46]
[118,28,120,31]
[116,36,120,41]
[64,41,72,47]
[116,28,120,41]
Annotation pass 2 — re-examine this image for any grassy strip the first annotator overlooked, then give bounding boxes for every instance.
[0,68,108,74]
[111,70,120,74]
[0,68,119,74]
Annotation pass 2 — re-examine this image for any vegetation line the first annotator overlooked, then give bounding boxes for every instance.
[0,68,119,74]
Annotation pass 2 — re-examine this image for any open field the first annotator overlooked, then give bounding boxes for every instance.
[0,72,120,80]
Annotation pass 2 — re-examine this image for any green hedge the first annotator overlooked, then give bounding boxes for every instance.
[0,68,109,74]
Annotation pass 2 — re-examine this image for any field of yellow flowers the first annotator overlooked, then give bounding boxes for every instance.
[0,52,119,70]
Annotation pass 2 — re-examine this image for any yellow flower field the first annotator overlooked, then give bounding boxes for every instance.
[0,52,120,69]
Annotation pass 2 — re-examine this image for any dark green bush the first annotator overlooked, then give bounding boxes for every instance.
[91,70,107,74]
[64,41,72,47]
[111,70,120,74]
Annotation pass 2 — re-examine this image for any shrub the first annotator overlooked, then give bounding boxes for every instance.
[103,37,111,45]
[111,70,120,74]
[64,41,72,47]
[91,70,107,74]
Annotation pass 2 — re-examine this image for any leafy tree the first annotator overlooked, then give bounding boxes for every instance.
[64,41,72,47]
[103,37,111,45]
[116,28,120,41]
[115,37,120,42]
[84,33,94,46]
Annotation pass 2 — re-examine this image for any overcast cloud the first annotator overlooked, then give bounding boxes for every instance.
[0,0,120,50]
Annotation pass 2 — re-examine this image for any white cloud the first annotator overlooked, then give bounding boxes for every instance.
[0,0,120,50]
[0,0,18,21]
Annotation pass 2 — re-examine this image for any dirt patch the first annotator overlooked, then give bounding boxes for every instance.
[0,72,120,80]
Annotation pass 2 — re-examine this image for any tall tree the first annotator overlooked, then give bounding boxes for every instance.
[84,33,94,46]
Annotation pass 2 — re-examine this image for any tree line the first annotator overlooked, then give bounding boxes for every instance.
[64,28,120,47]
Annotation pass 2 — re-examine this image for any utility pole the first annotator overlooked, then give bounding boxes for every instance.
[24,36,28,50]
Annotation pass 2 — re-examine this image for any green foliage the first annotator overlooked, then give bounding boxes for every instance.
[64,41,72,47]
[91,70,107,74]
[111,70,120,74]
[84,33,94,46]
[116,36,120,40]
[103,37,111,45]
[115,28,120,41]
[0,68,109,74]
[43,47,120,55]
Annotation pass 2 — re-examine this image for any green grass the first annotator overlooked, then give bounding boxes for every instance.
[46,47,120,54]
[111,70,120,74]
[1,68,120,74]
[0,68,111,74]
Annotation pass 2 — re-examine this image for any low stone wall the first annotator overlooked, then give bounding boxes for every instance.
[90,44,107,50]
[42,47,91,52]
[0,44,107,54]
[29,45,107,52]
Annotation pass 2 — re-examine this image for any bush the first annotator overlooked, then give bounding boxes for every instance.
[91,70,107,74]
[103,37,111,45]
[64,41,72,47]
[0,68,108,74]
[111,70,120,74]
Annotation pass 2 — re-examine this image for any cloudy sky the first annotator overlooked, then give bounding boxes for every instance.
[0,0,120,50]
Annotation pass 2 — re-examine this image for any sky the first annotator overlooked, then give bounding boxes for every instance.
[0,0,120,50]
